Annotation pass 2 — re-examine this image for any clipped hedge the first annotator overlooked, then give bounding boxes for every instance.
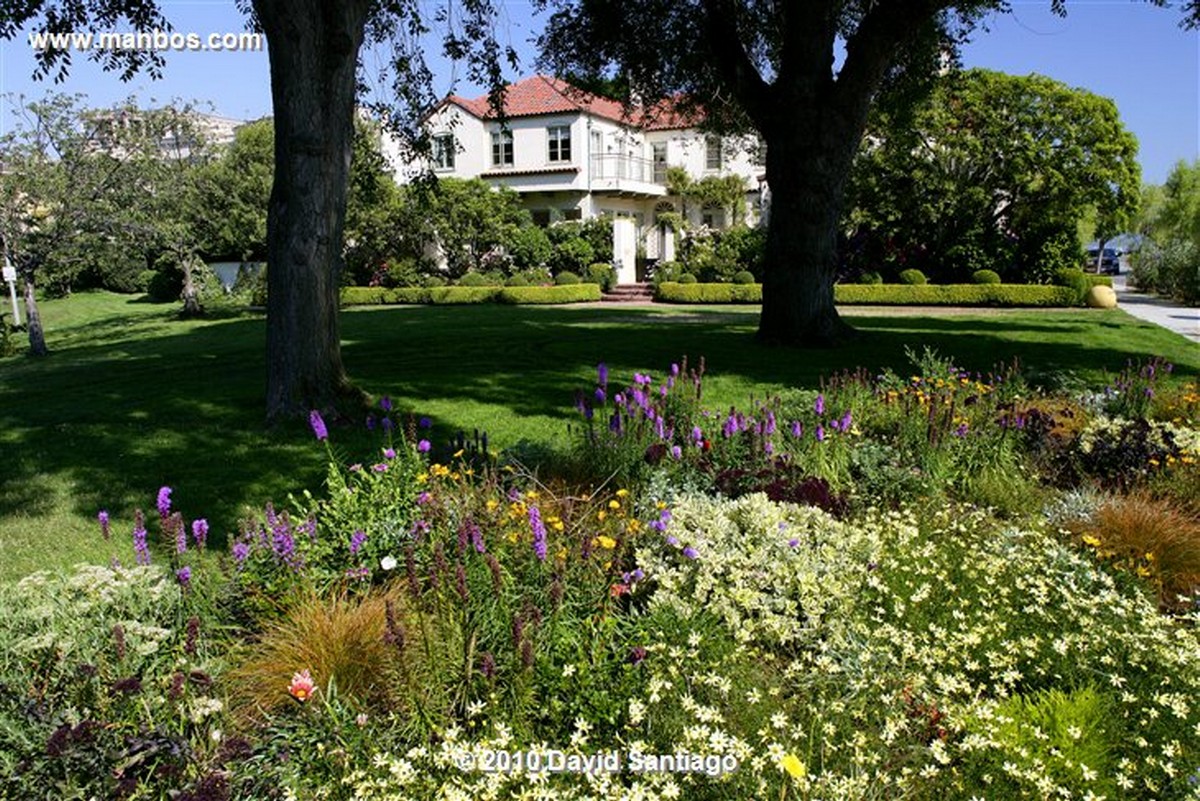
[498,284,601,304]
[339,285,598,307]
[656,282,1088,307]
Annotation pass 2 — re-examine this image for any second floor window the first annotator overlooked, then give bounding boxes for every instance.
[547,126,571,162]
[705,135,723,171]
[432,133,455,170]
[491,130,514,167]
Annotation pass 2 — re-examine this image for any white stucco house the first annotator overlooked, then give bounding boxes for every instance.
[386,75,766,283]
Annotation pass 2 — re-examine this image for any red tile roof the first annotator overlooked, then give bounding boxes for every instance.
[442,75,701,131]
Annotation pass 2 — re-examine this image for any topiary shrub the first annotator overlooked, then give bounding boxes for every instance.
[898,268,928,285]
[585,263,616,291]
[653,260,685,284]
[505,274,530,287]
[555,271,581,286]
[859,271,883,285]
[677,273,698,285]
[456,272,491,287]
[423,275,448,288]
[1052,267,1091,304]
[732,270,757,285]
[972,269,1002,285]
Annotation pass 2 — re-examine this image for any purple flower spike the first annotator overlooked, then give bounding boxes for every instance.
[670,445,682,460]
[841,411,853,431]
[417,440,431,453]
[814,394,825,416]
[791,420,803,438]
[666,535,679,546]
[373,463,388,473]
[192,519,208,548]
[788,538,800,548]
[98,510,111,540]
[671,363,680,377]
[383,447,396,459]
[419,416,432,429]
[366,414,376,431]
[175,566,191,588]
[379,396,393,412]
[381,417,393,433]
[528,505,548,561]
[597,362,608,387]
[156,487,172,519]
[692,425,704,443]
[350,530,367,555]
[816,425,826,443]
[309,410,328,442]
[232,541,250,566]
[594,387,606,404]
[133,510,150,566]
[682,546,699,560]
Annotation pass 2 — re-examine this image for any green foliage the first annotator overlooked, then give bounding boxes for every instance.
[504,274,530,287]
[732,270,756,285]
[429,286,500,305]
[338,285,601,306]
[550,238,595,275]
[1132,164,1200,304]
[859,270,883,285]
[898,268,928,285]
[506,225,553,271]
[675,273,698,285]
[456,272,494,287]
[652,260,686,283]
[656,281,760,303]
[1053,267,1093,305]
[846,69,1141,283]
[971,269,1001,284]
[408,179,529,278]
[584,263,615,291]
[554,270,581,285]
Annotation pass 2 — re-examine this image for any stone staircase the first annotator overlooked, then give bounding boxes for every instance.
[601,283,655,303]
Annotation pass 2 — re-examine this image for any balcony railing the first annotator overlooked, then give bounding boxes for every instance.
[590,154,662,186]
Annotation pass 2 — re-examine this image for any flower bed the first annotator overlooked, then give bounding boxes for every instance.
[2,357,1197,800]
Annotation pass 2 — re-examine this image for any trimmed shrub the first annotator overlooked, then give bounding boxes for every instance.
[732,270,757,285]
[340,287,430,305]
[653,260,685,284]
[655,282,1085,306]
[677,273,698,285]
[1086,275,1114,288]
[555,271,581,286]
[429,286,500,304]
[585,263,616,291]
[498,285,602,304]
[505,274,530,287]
[898,268,928,285]
[859,271,883,285]
[972,269,1002,285]
[1052,267,1091,304]
[423,275,448,288]
[456,272,493,287]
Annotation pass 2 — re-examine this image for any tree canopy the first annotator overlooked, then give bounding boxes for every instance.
[844,68,1141,283]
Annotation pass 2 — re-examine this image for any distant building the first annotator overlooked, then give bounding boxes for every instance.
[85,109,245,160]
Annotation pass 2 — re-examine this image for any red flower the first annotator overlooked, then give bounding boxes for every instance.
[288,669,315,702]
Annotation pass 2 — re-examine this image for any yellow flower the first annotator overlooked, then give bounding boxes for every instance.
[453,449,464,459]
[1081,534,1102,548]
[656,500,667,510]
[486,499,499,511]
[596,535,617,550]
[781,754,806,779]
[597,510,608,522]
[608,500,621,510]
[1144,552,1156,562]
[626,519,642,534]
[551,519,565,532]
[616,489,630,498]
[526,490,540,500]
[416,473,429,484]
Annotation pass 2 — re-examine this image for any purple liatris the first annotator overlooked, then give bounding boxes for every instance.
[528,505,548,561]
[350,529,367,555]
[670,445,682,460]
[840,411,853,431]
[309,410,328,442]
[98,510,110,540]
[692,425,704,443]
[814,394,825,416]
[597,362,608,387]
[682,546,699,560]
[379,395,393,412]
[816,425,826,443]
[175,566,191,588]
[232,541,250,567]
[791,420,803,438]
[156,486,172,519]
[594,387,606,404]
[192,518,208,548]
[132,510,150,565]
[173,513,187,555]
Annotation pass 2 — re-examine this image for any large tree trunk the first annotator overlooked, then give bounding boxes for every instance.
[20,267,48,357]
[756,114,859,346]
[254,0,370,424]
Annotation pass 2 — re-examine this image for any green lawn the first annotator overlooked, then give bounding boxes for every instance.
[2,291,1197,580]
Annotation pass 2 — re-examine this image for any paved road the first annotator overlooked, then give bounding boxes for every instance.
[1112,274,1200,344]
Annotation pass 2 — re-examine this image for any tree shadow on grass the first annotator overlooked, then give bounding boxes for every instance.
[1,304,1196,552]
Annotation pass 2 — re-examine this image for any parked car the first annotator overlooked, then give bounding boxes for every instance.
[1085,246,1121,275]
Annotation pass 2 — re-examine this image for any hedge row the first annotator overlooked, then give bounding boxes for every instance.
[656,282,1088,307]
[339,284,601,307]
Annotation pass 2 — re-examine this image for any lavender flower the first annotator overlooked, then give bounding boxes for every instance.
[692,425,704,443]
[416,491,432,505]
[192,518,208,548]
[232,541,250,567]
[840,411,853,431]
[682,546,699,559]
[791,420,803,438]
[670,445,682,460]
[417,439,431,453]
[379,396,393,412]
[132,510,150,565]
[594,387,606,404]
[175,566,192,588]
[419,416,432,429]
[671,362,680,377]
[381,416,393,432]
[528,505,548,561]
[156,486,172,519]
[309,410,328,442]
[814,394,825,416]
[383,447,396,459]
[366,414,376,431]
[349,530,367,555]
[372,463,388,473]
[816,425,826,443]
[597,362,608,387]
[98,510,111,540]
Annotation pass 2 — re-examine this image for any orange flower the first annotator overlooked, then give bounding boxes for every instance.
[288,669,315,702]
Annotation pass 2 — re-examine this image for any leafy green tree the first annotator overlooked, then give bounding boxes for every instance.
[1131,160,1200,303]
[414,178,530,277]
[537,0,1197,345]
[5,0,510,421]
[192,119,273,262]
[845,69,1140,283]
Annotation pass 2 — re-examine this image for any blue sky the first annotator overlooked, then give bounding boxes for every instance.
[1,1,1195,183]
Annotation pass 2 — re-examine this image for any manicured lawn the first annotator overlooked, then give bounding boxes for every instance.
[1,291,1197,580]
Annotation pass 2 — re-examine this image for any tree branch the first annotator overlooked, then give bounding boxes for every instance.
[699,0,771,127]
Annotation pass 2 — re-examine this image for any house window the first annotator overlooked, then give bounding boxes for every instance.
[561,208,582,221]
[652,142,667,183]
[705,135,723,171]
[547,126,571,162]
[432,133,455,170]
[491,130,513,167]
[702,204,725,229]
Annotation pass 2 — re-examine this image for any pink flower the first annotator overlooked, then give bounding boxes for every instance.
[288,669,315,702]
